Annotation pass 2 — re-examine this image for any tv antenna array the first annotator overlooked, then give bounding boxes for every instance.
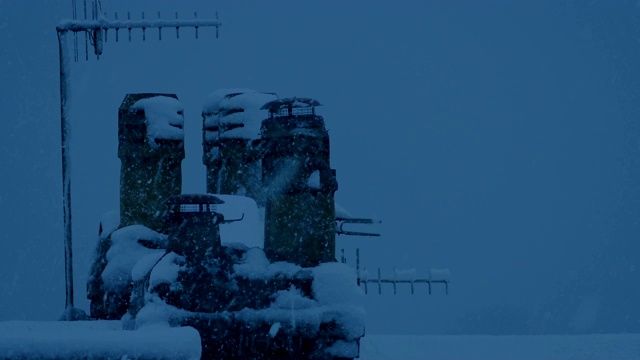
[56,0,221,320]
[340,249,450,295]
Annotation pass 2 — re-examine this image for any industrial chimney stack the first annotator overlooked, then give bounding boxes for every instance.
[260,98,338,267]
[118,93,185,232]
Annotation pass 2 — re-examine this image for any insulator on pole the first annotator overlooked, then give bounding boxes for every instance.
[176,12,179,39]
[115,12,119,42]
[158,11,162,41]
[195,12,199,39]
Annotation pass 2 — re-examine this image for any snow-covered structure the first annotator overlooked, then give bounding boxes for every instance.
[84,92,365,359]
[202,89,277,203]
[261,98,338,267]
[88,93,185,319]
[118,93,185,231]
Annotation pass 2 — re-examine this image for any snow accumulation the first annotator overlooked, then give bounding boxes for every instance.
[134,294,201,329]
[98,210,120,238]
[360,334,640,360]
[102,225,167,292]
[312,262,362,306]
[2,320,639,360]
[306,170,321,189]
[228,249,365,357]
[429,268,451,281]
[0,321,201,360]
[272,286,318,310]
[215,194,264,248]
[131,96,184,146]
[131,251,166,283]
[202,89,277,140]
[232,247,302,279]
[312,263,366,340]
[148,252,185,290]
[393,267,417,281]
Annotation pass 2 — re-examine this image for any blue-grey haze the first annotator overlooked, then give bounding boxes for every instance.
[0,0,638,335]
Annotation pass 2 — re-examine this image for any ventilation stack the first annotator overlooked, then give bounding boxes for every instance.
[261,98,338,267]
[202,90,277,205]
[118,93,185,232]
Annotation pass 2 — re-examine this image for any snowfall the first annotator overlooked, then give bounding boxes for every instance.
[1,321,639,359]
[2,96,639,359]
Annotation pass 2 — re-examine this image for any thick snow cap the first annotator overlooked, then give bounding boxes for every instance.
[202,89,277,140]
[131,95,184,146]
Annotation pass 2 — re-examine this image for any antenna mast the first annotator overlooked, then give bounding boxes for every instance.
[56,0,221,320]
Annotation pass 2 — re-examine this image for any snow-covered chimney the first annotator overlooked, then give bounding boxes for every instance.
[260,97,338,267]
[201,89,277,204]
[118,93,185,232]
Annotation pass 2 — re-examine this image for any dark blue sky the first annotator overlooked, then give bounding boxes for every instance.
[1,0,639,335]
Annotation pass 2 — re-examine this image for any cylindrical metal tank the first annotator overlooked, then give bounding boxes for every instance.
[118,93,185,232]
[260,98,338,267]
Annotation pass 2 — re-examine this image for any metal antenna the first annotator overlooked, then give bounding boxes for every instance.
[56,0,221,320]
[158,11,162,41]
[176,12,179,39]
[72,0,78,61]
[84,0,88,61]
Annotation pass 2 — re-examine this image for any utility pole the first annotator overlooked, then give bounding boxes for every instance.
[56,0,221,320]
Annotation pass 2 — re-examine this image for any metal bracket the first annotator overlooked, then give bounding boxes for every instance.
[222,213,245,224]
[336,217,381,237]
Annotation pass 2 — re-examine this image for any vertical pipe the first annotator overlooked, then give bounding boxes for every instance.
[392,267,397,295]
[83,0,88,60]
[142,12,146,41]
[356,248,360,286]
[157,11,162,41]
[115,12,119,42]
[175,12,180,39]
[58,30,74,310]
[194,12,199,39]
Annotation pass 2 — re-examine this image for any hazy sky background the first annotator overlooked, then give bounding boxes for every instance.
[1,0,640,335]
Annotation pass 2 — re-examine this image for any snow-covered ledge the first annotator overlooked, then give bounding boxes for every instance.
[0,321,201,359]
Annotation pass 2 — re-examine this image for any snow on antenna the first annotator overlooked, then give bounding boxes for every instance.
[56,0,221,321]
